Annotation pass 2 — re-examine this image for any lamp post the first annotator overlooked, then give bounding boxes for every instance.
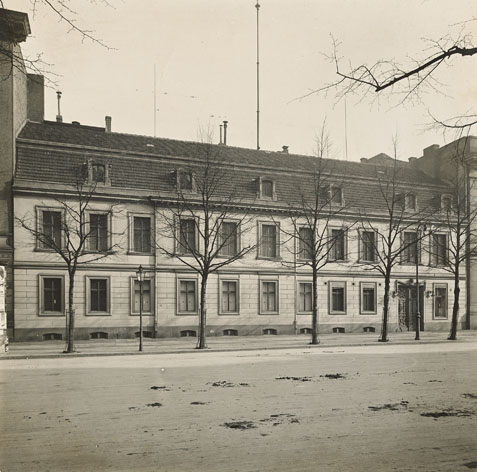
[136,265,145,352]
[415,225,426,341]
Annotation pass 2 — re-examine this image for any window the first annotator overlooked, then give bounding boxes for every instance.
[329,281,346,315]
[402,231,418,264]
[332,327,345,333]
[133,216,152,253]
[219,221,238,256]
[131,278,153,314]
[87,277,110,315]
[433,284,448,319]
[330,228,346,261]
[179,171,193,191]
[220,280,239,314]
[92,164,105,183]
[179,219,197,255]
[39,209,62,249]
[298,282,312,313]
[360,282,377,314]
[360,231,377,262]
[89,213,108,252]
[441,195,452,211]
[90,331,108,339]
[260,280,279,314]
[431,234,447,266]
[263,328,277,335]
[330,186,343,206]
[180,330,196,337]
[259,223,279,258]
[177,279,197,314]
[262,180,274,198]
[39,275,64,316]
[223,329,238,336]
[43,333,62,341]
[300,327,312,334]
[405,193,417,211]
[257,177,276,200]
[298,227,313,260]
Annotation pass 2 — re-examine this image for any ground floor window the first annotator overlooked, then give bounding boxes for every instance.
[39,275,64,316]
[433,284,448,319]
[298,282,312,313]
[131,277,153,314]
[329,281,346,315]
[360,282,377,314]
[220,280,239,314]
[86,276,110,315]
[260,280,279,314]
[177,279,198,314]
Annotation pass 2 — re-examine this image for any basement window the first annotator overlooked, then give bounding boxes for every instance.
[90,331,108,339]
[332,327,345,333]
[43,333,62,341]
[263,328,278,335]
[180,330,196,337]
[363,327,376,333]
[299,327,312,334]
[135,330,153,338]
[223,329,238,336]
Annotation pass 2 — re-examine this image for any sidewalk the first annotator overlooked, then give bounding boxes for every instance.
[2,330,477,360]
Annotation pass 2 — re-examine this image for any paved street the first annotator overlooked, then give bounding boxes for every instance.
[1,341,477,472]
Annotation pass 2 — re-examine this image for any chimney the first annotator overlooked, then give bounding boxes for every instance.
[219,124,223,144]
[56,91,63,123]
[408,156,418,166]
[105,115,112,133]
[26,74,44,122]
[360,158,368,163]
[281,145,289,154]
[223,120,228,145]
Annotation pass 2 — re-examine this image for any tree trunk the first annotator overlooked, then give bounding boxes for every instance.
[65,269,76,353]
[197,273,208,349]
[379,273,391,342]
[448,267,460,341]
[311,265,319,345]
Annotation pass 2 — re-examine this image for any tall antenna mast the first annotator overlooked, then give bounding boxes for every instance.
[154,64,157,137]
[255,1,260,150]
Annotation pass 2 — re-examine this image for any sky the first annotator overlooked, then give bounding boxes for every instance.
[9,0,477,162]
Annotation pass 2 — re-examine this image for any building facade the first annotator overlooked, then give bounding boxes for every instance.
[1,7,474,342]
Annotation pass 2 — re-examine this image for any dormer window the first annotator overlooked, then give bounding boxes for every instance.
[405,193,417,211]
[441,194,452,211]
[257,177,277,200]
[330,185,343,206]
[92,164,105,183]
[175,169,195,192]
[84,160,111,186]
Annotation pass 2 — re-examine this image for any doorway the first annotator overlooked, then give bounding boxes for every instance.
[397,282,424,331]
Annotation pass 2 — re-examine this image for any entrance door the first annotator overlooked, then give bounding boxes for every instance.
[397,283,424,331]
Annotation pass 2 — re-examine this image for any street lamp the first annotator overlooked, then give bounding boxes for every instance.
[136,265,145,352]
[415,225,426,341]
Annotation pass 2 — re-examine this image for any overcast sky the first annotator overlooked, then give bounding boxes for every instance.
[11,0,477,161]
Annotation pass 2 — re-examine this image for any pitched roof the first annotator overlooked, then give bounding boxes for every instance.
[15,120,449,214]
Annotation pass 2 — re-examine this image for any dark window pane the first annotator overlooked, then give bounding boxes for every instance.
[134,217,151,253]
[261,224,277,258]
[262,180,273,198]
[43,277,62,312]
[299,227,313,260]
[42,211,61,248]
[219,222,238,256]
[89,214,108,251]
[331,229,345,260]
[179,219,196,254]
[90,279,107,312]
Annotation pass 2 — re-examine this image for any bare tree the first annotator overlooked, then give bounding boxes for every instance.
[155,142,256,349]
[354,140,434,342]
[426,134,477,340]
[281,125,352,344]
[16,172,122,352]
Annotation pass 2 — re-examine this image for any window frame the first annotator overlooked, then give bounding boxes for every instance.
[360,282,377,315]
[404,193,418,211]
[441,194,453,212]
[297,281,313,314]
[130,275,154,315]
[218,219,240,257]
[84,159,111,186]
[329,281,347,315]
[329,227,347,262]
[35,206,64,251]
[257,176,277,201]
[85,275,111,316]
[257,221,280,260]
[359,230,377,263]
[219,278,240,315]
[433,283,448,320]
[87,210,111,253]
[38,274,65,316]
[329,185,344,207]
[401,231,420,265]
[176,277,199,315]
[431,233,448,267]
[297,226,313,261]
[259,279,279,315]
[176,169,196,193]
[177,217,199,256]
[128,212,154,254]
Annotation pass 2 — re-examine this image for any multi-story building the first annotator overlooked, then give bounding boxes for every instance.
[1,7,474,342]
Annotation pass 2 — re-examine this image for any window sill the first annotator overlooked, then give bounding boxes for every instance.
[329,312,346,316]
[218,312,240,316]
[256,256,281,261]
[297,311,312,315]
[259,312,279,315]
[127,251,155,256]
[433,317,448,321]
[85,312,111,316]
[360,311,377,315]
[38,312,65,317]
[176,312,198,316]
[130,312,154,316]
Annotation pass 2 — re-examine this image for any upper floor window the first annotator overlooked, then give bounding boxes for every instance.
[298,227,313,260]
[401,231,418,264]
[38,209,62,250]
[257,177,277,200]
[405,193,417,211]
[133,216,152,253]
[179,218,197,255]
[360,230,377,262]
[330,228,346,261]
[88,213,108,252]
[330,186,343,206]
[258,223,279,259]
[441,195,452,212]
[219,221,239,257]
[431,233,448,266]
